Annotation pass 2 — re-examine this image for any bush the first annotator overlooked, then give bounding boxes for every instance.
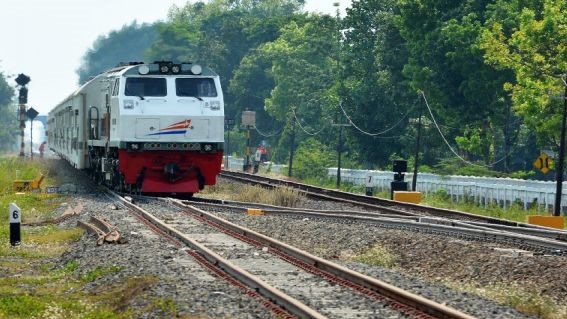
[293,138,334,180]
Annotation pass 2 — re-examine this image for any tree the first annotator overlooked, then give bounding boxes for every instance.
[340,0,414,168]
[77,22,159,84]
[397,0,515,166]
[0,71,15,152]
[481,0,567,148]
[260,16,338,162]
[148,0,305,114]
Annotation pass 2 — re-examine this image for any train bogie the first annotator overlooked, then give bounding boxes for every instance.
[48,62,224,195]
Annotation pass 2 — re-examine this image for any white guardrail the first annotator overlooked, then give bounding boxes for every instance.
[328,168,567,212]
[224,156,565,212]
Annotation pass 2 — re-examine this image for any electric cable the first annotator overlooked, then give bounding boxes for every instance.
[340,101,416,136]
[292,108,327,136]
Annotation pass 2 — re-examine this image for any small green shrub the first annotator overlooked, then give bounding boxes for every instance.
[81,266,123,283]
[350,245,396,268]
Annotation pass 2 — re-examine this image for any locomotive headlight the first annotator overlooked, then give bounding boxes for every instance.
[210,101,221,110]
[190,64,202,75]
[138,65,150,75]
[202,144,213,152]
[124,99,134,109]
[171,64,181,74]
[160,64,170,74]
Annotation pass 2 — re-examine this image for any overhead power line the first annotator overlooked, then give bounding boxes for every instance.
[340,101,417,136]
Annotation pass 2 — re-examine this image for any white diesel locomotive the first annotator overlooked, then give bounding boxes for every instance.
[48,61,224,196]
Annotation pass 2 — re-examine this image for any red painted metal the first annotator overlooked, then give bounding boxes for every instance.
[118,149,223,193]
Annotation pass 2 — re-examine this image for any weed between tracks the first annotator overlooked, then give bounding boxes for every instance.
[345,245,397,268]
[204,182,305,207]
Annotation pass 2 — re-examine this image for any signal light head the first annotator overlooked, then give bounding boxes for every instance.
[15,73,31,86]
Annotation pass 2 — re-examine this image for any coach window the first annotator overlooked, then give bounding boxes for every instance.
[176,78,217,97]
[124,78,166,97]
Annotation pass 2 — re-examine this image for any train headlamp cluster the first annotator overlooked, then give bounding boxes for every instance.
[138,65,150,75]
[137,62,203,75]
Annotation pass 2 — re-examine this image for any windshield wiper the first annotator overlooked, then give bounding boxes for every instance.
[138,95,145,100]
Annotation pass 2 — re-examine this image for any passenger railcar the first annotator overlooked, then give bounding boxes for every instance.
[48,61,224,196]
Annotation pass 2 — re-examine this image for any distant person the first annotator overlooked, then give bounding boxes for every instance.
[39,141,46,158]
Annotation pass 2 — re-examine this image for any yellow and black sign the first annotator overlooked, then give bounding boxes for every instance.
[533,153,553,174]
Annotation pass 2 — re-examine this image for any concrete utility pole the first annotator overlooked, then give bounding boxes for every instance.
[412,98,423,191]
[554,74,567,216]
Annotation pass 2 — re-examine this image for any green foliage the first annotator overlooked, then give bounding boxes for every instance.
[77,22,158,84]
[350,245,397,268]
[0,72,15,153]
[481,0,567,148]
[293,138,334,180]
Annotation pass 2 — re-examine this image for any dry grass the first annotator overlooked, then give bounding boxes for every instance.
[345,245,397,268]
[204,181,305,208]
[440,279,567,319]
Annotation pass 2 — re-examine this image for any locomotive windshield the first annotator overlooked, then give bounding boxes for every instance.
[125,78,167,97]
[176,78,217,97]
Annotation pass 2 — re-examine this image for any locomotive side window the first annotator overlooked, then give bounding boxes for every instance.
[125,78,166,97]
[176,78,217,97]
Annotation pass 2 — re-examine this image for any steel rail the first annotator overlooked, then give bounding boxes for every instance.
[107,192,327,319]
[169,198,478,319]
[183,199,567,254]
[188,186,567,241]
[220,170,565,231]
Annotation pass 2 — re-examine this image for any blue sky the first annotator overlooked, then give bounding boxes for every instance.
[0,0,351,114]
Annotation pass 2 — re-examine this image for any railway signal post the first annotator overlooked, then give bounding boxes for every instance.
[27,107,39,159]
[15,74,31,157]
[241,111,256,172]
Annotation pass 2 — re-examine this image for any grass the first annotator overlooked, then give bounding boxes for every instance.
[440,280,567,319]
[203,182,305,207]
[0,156,183,318]
[300,174,566,228]
[81,265,123,283]
[346,245,397,268]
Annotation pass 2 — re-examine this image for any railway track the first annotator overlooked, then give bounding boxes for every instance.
[184,197,567,254]
[107,191,477,319]
[219,170,567,237]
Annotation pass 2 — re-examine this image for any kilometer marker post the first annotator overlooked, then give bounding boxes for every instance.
[9,203,21,246]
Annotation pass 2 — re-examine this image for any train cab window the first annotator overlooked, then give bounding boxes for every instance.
[125,78,166,97]
[176,78,217,98]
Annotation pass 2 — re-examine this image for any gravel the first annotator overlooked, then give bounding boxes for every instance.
[41,159,565,318]
[45,158,279,318]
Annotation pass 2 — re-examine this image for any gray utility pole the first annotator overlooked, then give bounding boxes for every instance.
[554,74,567,217]
[224,118,235,169]
[332,118,350,189]
[412,100,423,191]
[288,116,296,177]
